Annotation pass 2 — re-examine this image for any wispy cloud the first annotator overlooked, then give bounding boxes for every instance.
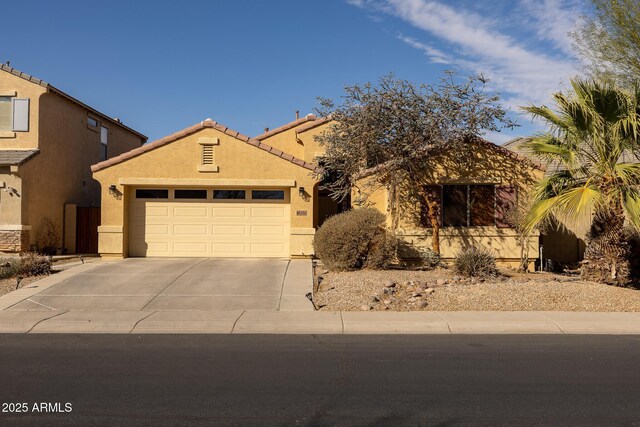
[397,35,451,64]
[349,0,582,109]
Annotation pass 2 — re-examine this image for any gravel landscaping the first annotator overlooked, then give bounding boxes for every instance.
[314,267,640,312]
[0,275,46,298]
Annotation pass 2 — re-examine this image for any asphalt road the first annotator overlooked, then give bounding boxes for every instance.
[1,334,640,426]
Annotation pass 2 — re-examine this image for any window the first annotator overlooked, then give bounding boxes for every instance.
[100,126,108,161]
[213,190,246,199]
[469,185,496,226]
[442,185,468,227]
[175,189,207,199]
[136,189,168,199]
[252,190,285,200]
[422,185,509,228]
[88,117,98,127]
[0,97,12,130]
[0,97,29,131]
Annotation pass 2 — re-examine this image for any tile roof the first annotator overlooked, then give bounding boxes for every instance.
[0,64,147,141]
[91,119,320,173]
[253,114,318,140]
[0,149,39,165]
[294,115,332,134]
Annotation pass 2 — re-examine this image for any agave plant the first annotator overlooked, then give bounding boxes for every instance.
[522,78,640,286]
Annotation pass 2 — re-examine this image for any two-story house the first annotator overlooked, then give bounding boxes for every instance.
[0,64,146,254]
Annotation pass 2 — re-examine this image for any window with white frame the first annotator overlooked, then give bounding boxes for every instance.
[0,97,29,132]
[100,126,108,161]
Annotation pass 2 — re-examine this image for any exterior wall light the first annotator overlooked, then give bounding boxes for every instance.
[299,187,305,197]
[109,185,117,195]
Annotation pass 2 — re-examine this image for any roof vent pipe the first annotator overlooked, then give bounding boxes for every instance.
[296,110,299,120]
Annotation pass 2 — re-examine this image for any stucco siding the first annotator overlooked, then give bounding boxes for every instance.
[93,127,317,257]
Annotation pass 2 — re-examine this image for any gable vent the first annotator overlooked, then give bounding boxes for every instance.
[202,144,214,165]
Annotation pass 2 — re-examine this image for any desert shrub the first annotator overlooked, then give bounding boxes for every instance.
[18,252,52,277]
[453,246,498,278]
[313,208,396,271]
[38,216,61,255]
[418,248,441,269]
[0,258,21,279]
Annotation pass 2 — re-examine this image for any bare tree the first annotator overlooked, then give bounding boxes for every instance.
[314,72,515,254]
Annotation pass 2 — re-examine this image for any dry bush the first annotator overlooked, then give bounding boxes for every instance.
[453,246,498,278]
[313,208,396,271]
[18,252,52,277]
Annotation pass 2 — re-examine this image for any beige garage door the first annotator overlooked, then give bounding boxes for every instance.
[128,188,290,257]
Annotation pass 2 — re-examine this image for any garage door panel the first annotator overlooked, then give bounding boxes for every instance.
[172,242,208,253]
[173,206,208,217]
[129,194,290,257]
[147,206,170,217]
[173,224,208,235]
[250,243,286,255]
[142,224,170,236]
[212,225,247,236]
[251,225,285,236]
[213,207,247,217]
[251,207,286,217]
[212,242,247,255]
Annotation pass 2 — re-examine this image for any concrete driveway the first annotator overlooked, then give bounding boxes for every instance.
[5,258,312,312]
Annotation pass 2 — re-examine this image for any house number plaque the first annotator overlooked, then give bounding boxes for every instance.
[296,210,308,216]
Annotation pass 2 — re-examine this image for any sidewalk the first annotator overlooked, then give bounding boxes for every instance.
[2,260,640,334]
[2,309,640,334]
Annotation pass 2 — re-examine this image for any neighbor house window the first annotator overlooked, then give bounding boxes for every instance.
[88,117,98,127]
[0,97,29,131]
[0,97,11,130]
[252,190,285,200]
[100,126,108,161]
[213,190,246,199]
[421,184,514,228]
[135,189,168,199]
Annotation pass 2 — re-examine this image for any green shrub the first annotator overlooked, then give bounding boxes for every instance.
[313,208,396,271]
[0,258,21,280]
[18,252,52,277]
[453,246,498,278]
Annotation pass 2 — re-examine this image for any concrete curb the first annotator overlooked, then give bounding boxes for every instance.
[1,310,640,334]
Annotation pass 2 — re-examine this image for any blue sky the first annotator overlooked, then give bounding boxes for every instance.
[2,0,588,144]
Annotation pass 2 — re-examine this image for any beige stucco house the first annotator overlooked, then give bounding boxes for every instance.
[92,113,542,268]
[91,115,327,259]
[0,64,147,253]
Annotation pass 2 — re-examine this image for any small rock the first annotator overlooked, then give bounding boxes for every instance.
[436,279,446,286]
[383,288,391,295]
[412,292,422,298]
[408,297,417,302]
[384,281,396,288]
[322,270,329,274]
[419,301,428,308]
[371,295,380,303]
[402,281,411,287]
[424,288,435,294]
[453,276,461,281]
[383,299,391,305]
[360,305,369,311]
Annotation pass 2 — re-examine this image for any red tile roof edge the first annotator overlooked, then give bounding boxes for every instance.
[91,119,320,173]
[253,114,317,140]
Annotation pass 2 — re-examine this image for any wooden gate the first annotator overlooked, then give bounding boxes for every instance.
[76,207,100,254]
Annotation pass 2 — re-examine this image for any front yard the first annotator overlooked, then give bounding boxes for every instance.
[314,267,640,312]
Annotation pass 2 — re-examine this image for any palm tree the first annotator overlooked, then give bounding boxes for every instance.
[522,78,640,286]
